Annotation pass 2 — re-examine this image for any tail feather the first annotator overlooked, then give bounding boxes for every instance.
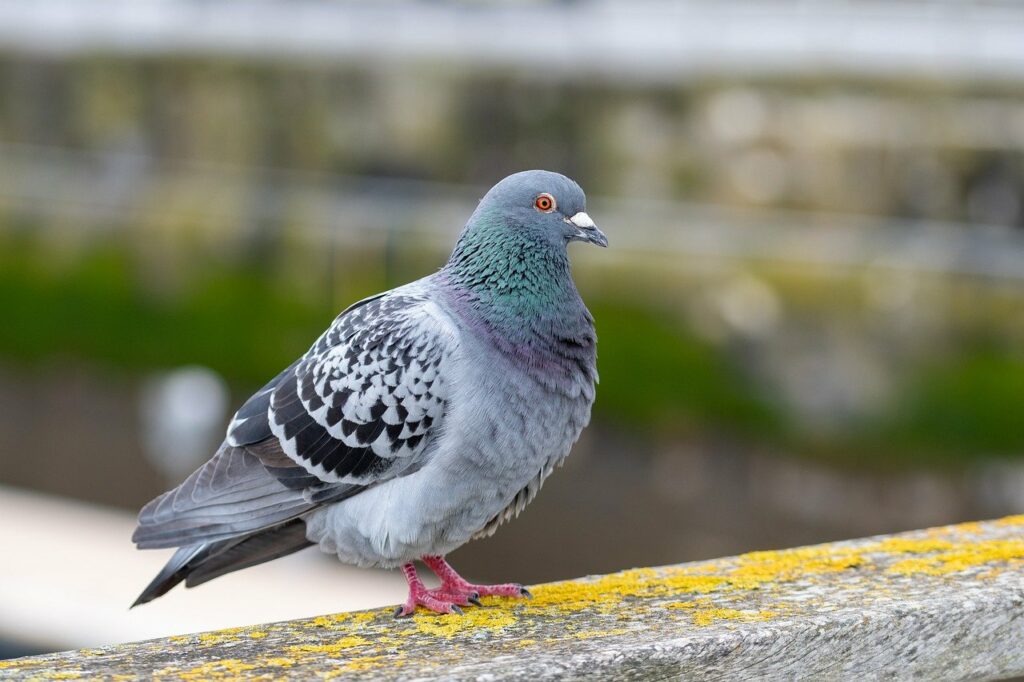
[131,519,312,607]
[131,544,209,607]
[186,520,312,588]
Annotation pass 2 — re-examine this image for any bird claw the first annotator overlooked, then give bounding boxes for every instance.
[466,582,532,599]
[405,558,532,615]
[397,585,472,617]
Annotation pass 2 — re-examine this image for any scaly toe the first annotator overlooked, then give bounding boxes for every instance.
[475,583,531,598]
[398,589,469,616]
[421,593,462,614]
[426,588,473,606]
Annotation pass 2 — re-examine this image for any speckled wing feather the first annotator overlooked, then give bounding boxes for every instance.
[134,283,458,549]
[229,284,457,486]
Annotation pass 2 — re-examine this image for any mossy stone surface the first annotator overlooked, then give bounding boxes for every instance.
[5,516,1024,680]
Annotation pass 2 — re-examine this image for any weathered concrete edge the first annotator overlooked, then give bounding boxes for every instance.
[461,584,1024,681]
[3,516,1023,680]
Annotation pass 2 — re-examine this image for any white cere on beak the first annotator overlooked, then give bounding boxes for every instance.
[568,212,595,229]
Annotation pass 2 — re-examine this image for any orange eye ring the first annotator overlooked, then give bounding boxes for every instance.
[534,193,556,213]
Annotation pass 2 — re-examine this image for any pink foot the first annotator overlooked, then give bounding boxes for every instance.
[395,562,464,617]
[425,588,479,606]
[422,555,533,601]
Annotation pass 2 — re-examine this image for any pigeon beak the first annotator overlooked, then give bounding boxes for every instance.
[567,212,609,248]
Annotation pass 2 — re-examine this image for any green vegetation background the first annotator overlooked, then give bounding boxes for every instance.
[3,230,1022,468]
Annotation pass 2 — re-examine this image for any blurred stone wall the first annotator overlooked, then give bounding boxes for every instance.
[1,56,1023,222]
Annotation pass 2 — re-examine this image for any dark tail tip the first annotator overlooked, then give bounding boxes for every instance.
[130,545,204,609]
[129,593,152,609]
[130,568,186,609]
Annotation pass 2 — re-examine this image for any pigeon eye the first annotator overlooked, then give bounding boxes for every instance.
[534,193,556,213]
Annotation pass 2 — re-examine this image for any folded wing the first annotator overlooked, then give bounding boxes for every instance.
[133,283,458,551]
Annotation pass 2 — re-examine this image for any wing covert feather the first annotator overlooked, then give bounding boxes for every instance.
[237,285,457,486]
[135,282,458,550]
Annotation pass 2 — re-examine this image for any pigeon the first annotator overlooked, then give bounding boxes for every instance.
[132,170,608,616]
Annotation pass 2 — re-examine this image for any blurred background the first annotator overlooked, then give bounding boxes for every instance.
[2,0,1024,658]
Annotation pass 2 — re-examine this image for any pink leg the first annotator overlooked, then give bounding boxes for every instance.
[395,562,464,617]
[422,555,532,601]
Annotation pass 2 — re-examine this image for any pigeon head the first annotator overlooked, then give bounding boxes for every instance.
[443,170,604,327]
[466,170,608,251]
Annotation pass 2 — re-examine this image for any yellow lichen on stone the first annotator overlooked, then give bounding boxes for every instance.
[665,599,778,627]
[193,626,259,647]
[511,544,868,624]
[309,655,392,679]
[945,521,985,535]
[413,606,518,638]
[311,610,381,628]
[571,628,631,640]
[727,545,867,585]
[0,658,48,672]
[340,655,388,672]
[689,607,777,627]
[286,636,371,656]
[868,537,956,554]
[887,539,1024,576]
[522,566,732,619]
[197,633,229,646]
[525,569,650,612]
[656,572,732,594]
[887,558,941,576]
[373,635,407,649]
[349,611,380,625]
[160,658,259,680]
[8,517,1024,680]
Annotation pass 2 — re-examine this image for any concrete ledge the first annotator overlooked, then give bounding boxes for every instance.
[4,516,1024,680]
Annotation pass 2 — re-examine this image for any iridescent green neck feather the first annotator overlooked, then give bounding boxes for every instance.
[440,208,596,389]
[443,209,580,326]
